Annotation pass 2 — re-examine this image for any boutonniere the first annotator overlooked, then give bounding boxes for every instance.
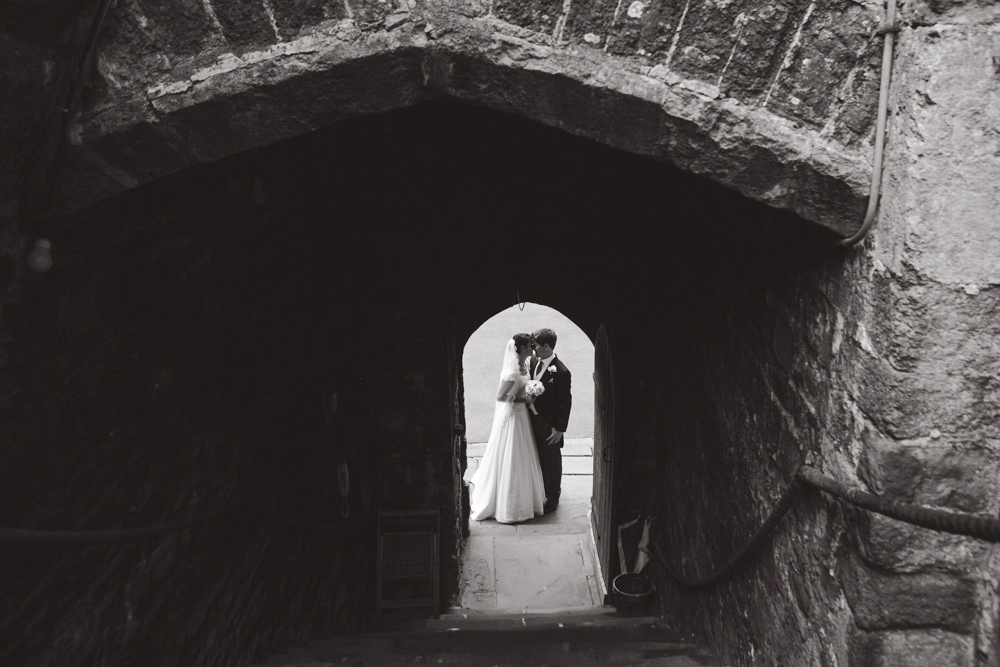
[547,366,557,374]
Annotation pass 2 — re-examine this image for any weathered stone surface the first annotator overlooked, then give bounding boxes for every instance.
[268,0,348,39]
[566,0,680,59]
[764,3,880,128]
[133,0,220,56]
[841,553,978,632]
[885,26,1000,286]
[0,153,379,665]
[921,445,1000,514]
[493,0,563,36]
[668,0,788,97]
[47,1,880,236]
[907,0,1000,26]
[713,3,799,102]
[855,511,989,574]
[850,628,975,666]
[210,0,277,47]
[858,430,924,500]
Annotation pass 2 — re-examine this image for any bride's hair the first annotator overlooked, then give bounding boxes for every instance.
[512,333,532,353]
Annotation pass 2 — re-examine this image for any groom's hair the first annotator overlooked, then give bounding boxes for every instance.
[513,333,532,351]
[532,328,557,349]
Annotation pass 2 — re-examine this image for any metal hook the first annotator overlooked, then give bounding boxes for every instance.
[517,290,525,311]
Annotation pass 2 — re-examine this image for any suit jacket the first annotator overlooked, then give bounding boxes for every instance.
[530,355,572,445]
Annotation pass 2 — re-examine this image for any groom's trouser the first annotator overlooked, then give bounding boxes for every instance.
[532,415,562,504]
[538,440,562,504]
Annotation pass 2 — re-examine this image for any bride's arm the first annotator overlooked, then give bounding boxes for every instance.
[496,380,531,403]
[496,380,516,401]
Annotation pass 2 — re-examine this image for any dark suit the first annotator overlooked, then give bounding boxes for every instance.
[529,355,572,508]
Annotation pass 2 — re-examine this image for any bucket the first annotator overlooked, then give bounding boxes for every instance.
[612,572,654,614]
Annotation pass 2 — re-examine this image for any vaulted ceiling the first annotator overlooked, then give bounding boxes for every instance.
[0,0,91,49]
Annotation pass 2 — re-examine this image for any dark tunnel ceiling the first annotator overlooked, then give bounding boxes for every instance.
[77,96,821,243]
[0,0,91,49]
[54,97,833,271]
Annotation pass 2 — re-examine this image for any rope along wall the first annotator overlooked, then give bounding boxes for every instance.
[655,465,1000,590]
[4,464,997,589]
[0,498,362,545]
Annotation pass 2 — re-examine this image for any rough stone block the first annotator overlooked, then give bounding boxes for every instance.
[269,0,347,39]
[134,0,218,56]
[857,430,923,501]
[841,553,977,633]
[716,3,797,101]
[558,0,613,52]
[828,59,881,146]
[765,5,878,127]
[351,0,396,28]
[494,0,564,35]
[667,0,761,82]
[570,0,680,60]
[850,628,975,667]
[210,0,277,46]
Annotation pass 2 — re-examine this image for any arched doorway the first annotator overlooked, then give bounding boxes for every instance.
[458,302,598,612]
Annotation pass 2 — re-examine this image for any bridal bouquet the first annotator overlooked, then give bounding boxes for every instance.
[525,380,545,398]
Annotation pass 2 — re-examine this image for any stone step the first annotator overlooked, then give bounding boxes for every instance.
[254,609,727,666]
[262,654,713,666]
[406,605,657,630]
[263,651,714,666]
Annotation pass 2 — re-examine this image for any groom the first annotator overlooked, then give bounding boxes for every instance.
[529,328,572,513]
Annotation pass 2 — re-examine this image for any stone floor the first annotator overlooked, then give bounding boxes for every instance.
[255,436,730,666]
[459,437,605,612]
[257,607,728,666]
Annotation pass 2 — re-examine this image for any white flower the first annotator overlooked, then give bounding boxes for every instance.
[547,366,557,374]
[525,380,545,397]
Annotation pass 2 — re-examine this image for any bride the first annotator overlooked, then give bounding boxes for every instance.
[468,333,546,524]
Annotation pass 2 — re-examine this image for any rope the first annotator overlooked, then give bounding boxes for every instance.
[799,465,1000,542]
[653,475,806,589]
[0,500,240,545]
[0,498,361,545]
[657,465,1000,589]
[245,500,363,532]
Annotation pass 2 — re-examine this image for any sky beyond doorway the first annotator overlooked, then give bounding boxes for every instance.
[462,303,595,443]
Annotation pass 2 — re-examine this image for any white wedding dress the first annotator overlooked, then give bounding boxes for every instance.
[469,342,546,524]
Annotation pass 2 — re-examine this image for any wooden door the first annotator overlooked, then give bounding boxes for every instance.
[591,323,616,598]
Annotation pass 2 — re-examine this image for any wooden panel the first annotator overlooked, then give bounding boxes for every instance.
[376,509,440,621]
[590,324,615,599]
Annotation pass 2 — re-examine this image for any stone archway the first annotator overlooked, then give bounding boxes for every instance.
[51,1,878,239]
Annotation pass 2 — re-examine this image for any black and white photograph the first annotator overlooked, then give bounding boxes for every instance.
[1,0,998,665]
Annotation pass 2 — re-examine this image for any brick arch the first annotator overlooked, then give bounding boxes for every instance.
[60,9,873,236]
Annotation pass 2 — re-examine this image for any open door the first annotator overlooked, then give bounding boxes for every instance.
[591,323,615,600]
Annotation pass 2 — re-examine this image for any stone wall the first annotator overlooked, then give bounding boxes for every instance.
[0,33,60,342]
[623,192,997,666]
[11,97,890,665]
[617,4,1000,664]
[0,142,379,665]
